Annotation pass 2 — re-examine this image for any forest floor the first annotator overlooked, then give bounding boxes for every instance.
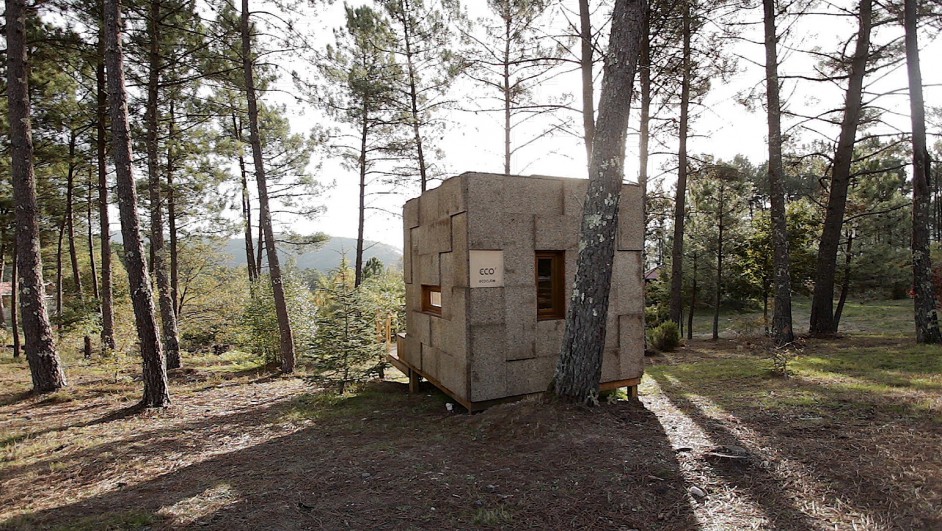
[1,301,941,530]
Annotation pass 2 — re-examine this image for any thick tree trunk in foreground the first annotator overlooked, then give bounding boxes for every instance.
[809,0,871,336]
[762,0,794,345]
[903,0,941,343]
[104,0,170,407]
[668,4,691,325]
[7,0,67,392]
[555,0,646,403]
[97,49,117,354]
[146,0,182,369]
[241,0,296,372]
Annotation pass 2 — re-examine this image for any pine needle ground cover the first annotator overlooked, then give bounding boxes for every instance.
[1,305,940,529]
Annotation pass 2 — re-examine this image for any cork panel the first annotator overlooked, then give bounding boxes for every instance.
[415,217,452,256]
[404,227,414,285]
[437,349,468,400]
[535,319,564,358]
[436,177,468,218]
[468,210,533,250]
[600,347,621,382]
[416,252,441,287]
[611,251,644,315]
[502,177,565,215]
[501,230,537,288]
[469,324,507,402]
[504,286,537,361]
[411,311,432,346]
[617,184,644,251]
[400,332,421,369]
[450,213,470,287]
[562,178,589,217]
[404,198,420,229]
[418,188,440,226]
[618,313,645,378]
[421,343,440,375]
[603,307,619,350]
[505,356,556,396]
[442,290,469,363]
[534,215,580,250]
[467,287,505,325]
[404,281,422,314]
[430,314,446,350]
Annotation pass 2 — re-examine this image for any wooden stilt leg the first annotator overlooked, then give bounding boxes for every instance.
[408,369,421,394]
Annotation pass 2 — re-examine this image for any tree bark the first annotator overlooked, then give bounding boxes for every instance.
[355,99,369,288]
[687,251,696,340]
[6,0,67,392]
[762,0,794,345]
[555,0,646,403]
[11,241,21,358]
[167,100,180,316]
[0,240,6,329]
[713,183,724,341]
[65,134,93,359]
[395,0,430,192]
[104,0,170,407]
[903,0,941,343]
[146,0,182,369]
[87,168,100,301]
[668,2,691,325]
[834,229,853,328]
[809,0,871,336]
[578,0,595,166]
[503,15,512,175]
[234,113,258,282]
[97,39,117,354]
[241,0,296,372]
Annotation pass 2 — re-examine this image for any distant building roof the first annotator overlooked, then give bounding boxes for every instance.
[0,281,11,297]
[644,266,662,282]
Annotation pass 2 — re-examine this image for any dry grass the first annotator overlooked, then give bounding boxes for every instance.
[0,333,940,530]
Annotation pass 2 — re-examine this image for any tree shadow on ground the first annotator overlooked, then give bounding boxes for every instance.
[3,382,699,530]
[649,364,942,529]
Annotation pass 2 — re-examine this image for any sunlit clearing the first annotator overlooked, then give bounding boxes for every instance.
[157,483,239,526]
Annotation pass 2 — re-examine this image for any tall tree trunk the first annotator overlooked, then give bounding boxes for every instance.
[255,220,264,273]
[0,240,6,329]
[713,185,724,341]
[65,135,93,359]
[809,0,871,336]
[555,0,646,403]
[87,168,100,301]
[55,217,64,334]
[396,2,430,192]
[167,100,180,316]
[356,100,369,289]
[578,0,595,166]
[503,15,512,175]
[668,2,691,325]
[11,241,21,358]
[687,251,696,340]
[639,10,651,230]
[834,228,853,328]
[97,41,116,354]
[903,0,941,343]
[104,0,170,407]
[234,113,258,282]
[7,0,67,392]
[146,0,182,369]
[763,0,794,345]
[241,0,296,372]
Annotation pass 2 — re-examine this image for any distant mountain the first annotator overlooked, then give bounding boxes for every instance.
[222,236,403,272]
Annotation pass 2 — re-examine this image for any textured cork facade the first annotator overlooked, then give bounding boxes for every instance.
[392,172,644,410]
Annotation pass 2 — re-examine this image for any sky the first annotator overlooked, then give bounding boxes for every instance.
[259,0,942,252]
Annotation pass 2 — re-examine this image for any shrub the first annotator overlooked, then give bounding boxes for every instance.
[649,321,680,352]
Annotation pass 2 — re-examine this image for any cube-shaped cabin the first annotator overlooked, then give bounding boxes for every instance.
[391,172,644,411]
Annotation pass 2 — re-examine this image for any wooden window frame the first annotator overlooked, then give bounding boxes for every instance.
[535,251,565,320]
[421,285,443,316]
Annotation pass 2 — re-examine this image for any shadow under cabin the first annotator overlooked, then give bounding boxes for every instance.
[390,172,645,411]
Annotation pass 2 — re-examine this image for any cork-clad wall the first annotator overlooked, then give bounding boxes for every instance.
[397,172,644,408]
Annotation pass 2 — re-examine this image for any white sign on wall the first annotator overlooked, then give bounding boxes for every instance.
[470,250,504,288]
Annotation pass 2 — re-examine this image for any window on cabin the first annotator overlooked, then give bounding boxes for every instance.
[422,285,442,316]
[535,251,565,320]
